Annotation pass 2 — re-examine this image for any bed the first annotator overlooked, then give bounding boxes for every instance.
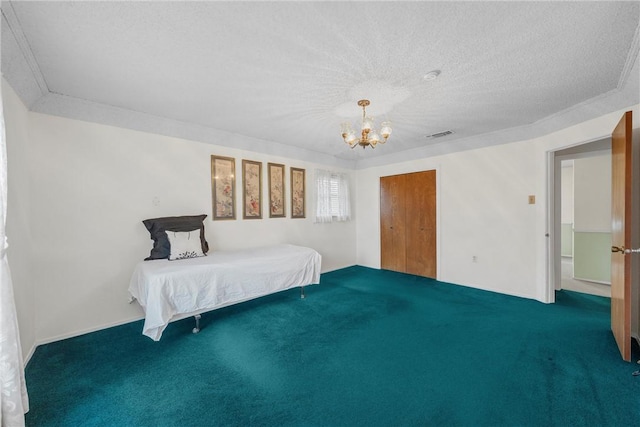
[128,244,322,341]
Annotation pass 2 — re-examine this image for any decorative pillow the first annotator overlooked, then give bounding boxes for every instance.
[142,215,209,260]
[166,230,206,261]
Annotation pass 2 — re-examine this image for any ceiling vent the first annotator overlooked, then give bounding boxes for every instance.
[425,130,454,139]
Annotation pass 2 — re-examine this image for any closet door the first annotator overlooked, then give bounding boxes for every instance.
[405,171,437,278]
[380,174,406,272]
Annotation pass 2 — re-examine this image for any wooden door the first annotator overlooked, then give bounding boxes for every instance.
[405,171,437,278]
[380,170,437,278]
[380,174,407,272]
[610,111,632,362]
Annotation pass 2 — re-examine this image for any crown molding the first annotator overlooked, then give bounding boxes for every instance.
[2,2,638,172]
[31,91,356,170]
[618,20,640,90]
[0,5,355,170]
[1,1,48,99]
[354,53,639,170]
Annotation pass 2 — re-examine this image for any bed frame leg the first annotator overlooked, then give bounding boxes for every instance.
[300,286,305,299]
[192,314,201,334]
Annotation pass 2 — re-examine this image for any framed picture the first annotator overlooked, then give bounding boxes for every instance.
[211,155,236,220]
[291,167,306,219]
[268,163,286,218]
[242,159,262,219]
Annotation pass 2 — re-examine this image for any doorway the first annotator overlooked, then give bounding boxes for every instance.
[548,137,612,301]
[559,156,612,298]
[548,128,640,346]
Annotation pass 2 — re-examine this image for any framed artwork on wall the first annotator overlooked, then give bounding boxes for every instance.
[211,155,236,220]
[291,167,306,219]
[242,159,262,219]
[268,163,286,218]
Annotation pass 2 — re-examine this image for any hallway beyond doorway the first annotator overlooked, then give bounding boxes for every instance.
[561,257,611,298]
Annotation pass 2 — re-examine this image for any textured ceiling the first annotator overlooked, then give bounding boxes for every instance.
[2,1,639,168]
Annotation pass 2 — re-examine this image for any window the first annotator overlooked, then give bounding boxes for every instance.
[315,169,350,223]
[329,176,340,216]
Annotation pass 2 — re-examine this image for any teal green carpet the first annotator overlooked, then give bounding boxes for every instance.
[25,266,640,426]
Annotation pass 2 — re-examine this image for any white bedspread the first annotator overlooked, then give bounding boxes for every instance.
[129,244,321,340]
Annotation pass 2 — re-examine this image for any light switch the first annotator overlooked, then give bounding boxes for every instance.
[528,195,535,204]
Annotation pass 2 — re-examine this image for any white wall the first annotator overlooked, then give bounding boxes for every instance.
[574,155,611,232]
[6,70,640,347]
[356,105,640,303]
[560,162,574,257]
[3,79,36,358]
[560,162,574,224]
[572,155,612,283]
[24,111,356,343]
[356,139,538,299]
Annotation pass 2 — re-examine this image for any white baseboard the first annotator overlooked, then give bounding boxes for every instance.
[23,343,37,365]
[34,315,145,347]
[446,279,537,301]
[571,276,611,285]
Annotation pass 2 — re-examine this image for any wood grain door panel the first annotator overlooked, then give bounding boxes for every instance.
[405,171,437,278]
[380,174,407,272]
[610,111,632,362]
[381,170,437,278]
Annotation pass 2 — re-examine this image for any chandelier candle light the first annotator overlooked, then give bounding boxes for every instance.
[341,99,392,149]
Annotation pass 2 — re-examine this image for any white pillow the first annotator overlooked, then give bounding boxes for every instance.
[165,229,206,261]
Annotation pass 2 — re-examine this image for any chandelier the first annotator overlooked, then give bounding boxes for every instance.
[340,99,392,149]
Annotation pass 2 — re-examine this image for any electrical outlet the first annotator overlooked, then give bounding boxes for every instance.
[472,255,477,263]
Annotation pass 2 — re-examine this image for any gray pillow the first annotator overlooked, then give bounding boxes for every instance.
[143,215,209,260]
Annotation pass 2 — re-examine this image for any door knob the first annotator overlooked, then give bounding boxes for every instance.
[612,246,640,254]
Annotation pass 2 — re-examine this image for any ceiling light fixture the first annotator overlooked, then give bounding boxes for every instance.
[340,99,392,149]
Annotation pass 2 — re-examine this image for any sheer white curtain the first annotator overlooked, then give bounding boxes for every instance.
[314,169,333,223]
[314,169,350,223]
[0,83,29,426]
[334,172,351,222]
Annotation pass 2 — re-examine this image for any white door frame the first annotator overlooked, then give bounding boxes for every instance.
[545,139,611,302]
